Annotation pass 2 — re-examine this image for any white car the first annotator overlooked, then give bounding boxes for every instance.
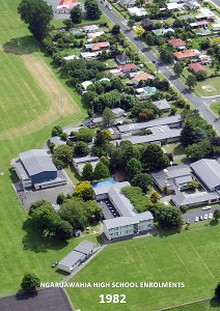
[195,216,199,222]
[209,213,213,219]
[204,214,208,220]
[202,206,211,211]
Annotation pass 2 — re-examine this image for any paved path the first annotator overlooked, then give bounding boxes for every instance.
[98,3,220,134]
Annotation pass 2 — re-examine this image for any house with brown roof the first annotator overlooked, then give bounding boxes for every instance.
[168,38,186,50]
[190,20,209,29]
[188,62,206,74]
[128,71,154,85]
[173,49,200,61]
[85,41,110,52]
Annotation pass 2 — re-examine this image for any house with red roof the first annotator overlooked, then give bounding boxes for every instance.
[168,38,186,50]
[173,49,200,61]
[188,63,206,74]
[117,63,138,73]
[90,41,110,52]
[55,0,78,13]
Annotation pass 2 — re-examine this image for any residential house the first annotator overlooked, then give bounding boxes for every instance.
[63,54,80,61]
[168,38,186,50]
[153,99,171,112]
[128,7,147,17]
[12,149,67,190]
[188,62,206,74]
[196,8,216,21]
[115,54,130,65]
[85,41,110,52]
[190,20,209,29]
[81,80,93,92]
[141,19,154,31]
[110,69,125,77]
[55,0,78,13]
[111,107,125,118]
[118,0,136,8]
[83,25,99,33]
[81,51,100,60]
[152,28,175,37]
[136,86,157,100]
[184,0,200,10]
[117,63,138,74]
[173,49,200,61]
[128,71,154,85]
[211,20,220,32]
[166,2,185,11]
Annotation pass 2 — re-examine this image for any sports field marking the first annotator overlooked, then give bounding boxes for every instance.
[0,53,78,139]
[143,246,162,274]
[170,242,192,277]
[184,236,215,279]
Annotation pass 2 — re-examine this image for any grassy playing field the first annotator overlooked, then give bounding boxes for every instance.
[0,0,89,297]
[171,300,220,311]
[67,223,220,311]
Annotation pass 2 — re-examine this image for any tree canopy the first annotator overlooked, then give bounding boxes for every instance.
[20,273,40,292]
[18,0,53,41]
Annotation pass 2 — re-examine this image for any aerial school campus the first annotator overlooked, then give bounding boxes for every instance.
[0,0,220,310]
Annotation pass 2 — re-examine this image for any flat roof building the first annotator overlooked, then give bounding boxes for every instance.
[12,149,67,190]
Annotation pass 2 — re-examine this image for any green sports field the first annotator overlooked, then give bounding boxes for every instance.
[67,223,220,311]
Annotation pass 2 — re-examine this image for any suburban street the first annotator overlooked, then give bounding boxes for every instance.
[98,2,220,134]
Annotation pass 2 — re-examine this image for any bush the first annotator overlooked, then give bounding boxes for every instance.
[122,186,152,213]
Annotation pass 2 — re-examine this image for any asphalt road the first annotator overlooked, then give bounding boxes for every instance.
[211,0,220,8]
[182,205,220,223]
[99,2,220,134]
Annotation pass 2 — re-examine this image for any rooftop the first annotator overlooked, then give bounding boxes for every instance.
[168,38,186,47]
[189,62,206,73]
[174,49,200,59]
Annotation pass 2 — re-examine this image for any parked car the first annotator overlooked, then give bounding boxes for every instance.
[209,213,213,219]
[199,215,203,221]
[195,216,199,222]
[204,214,208,220]
[202,206,211,211]
[186,218,190,224]
[52,261,58,268]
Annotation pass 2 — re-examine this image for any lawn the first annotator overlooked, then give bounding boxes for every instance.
[67,223,220,311]
[210,101,220,116]
[196,77,220,97]
[171,299,220,310]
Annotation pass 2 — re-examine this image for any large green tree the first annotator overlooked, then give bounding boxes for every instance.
[102,107,115,127]
[20,273,40,292]
[156,205,183,229]
[70,5,83,24]
[82,163,94,181]
[126,158,142,179]
[74,141,89,157]
[84,0,101,20]
[18,0,53,41]
[142,144,169,171]
[93,162,110,180]
[131,173,153,193]
[52,145,73,168]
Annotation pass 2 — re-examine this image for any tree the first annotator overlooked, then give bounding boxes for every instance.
[142,144,169,171]
[51,125,63,137]
[102,107,116,127]
[82,187,96,201]
[57,193,66,205]
[214,210,220,220]
[53,145,73,168]
[160,47,173,64]
[188,179,199,189]
[138,108,155,121]
[185,140,213,161]
[100,156,110,168]
[131,173,153,193]
[84,0,101,20]
[74,181,93,197]
[75,128,94,143]
[180,122,196,147]
[135,27,145,37]
[173,62,183,77]
[126,158,142,179]
[111,25,120,35]
[186,74,196,90]
[93,162,110,180]
[56,220,73,240]
[150,191,161,203]
[20,273,40,292]
[156,205,183,229]
[215,282,220,299]
[18,0,53,41]
[29,199,49,216]
[70,5,83,24]
[82,163,94,181]
[74,141,89,157]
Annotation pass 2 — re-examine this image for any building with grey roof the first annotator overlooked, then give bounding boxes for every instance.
[117,115,181,134]
[152,160,220,207]
[58,240,98,273]
[49,136,66,147]
[12,149,67,190]
[153,99,171,112]
[121,127,181,145]
[190,159,220,191]
[94,181,153,240]
[72,154,100,176]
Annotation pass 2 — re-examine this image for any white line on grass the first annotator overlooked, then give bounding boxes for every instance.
[170,243,192,277]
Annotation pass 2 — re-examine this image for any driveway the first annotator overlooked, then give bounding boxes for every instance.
[98,1,220,135]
